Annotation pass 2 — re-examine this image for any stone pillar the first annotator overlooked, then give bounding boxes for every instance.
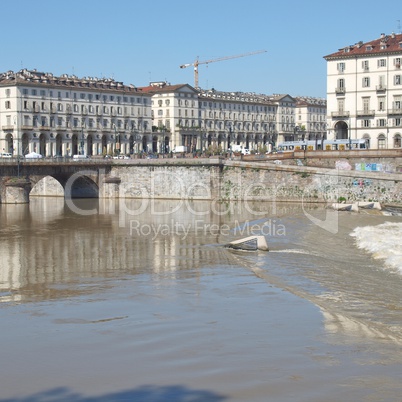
[100,176,121,199]
[209,158,224,201]
[3,179,31,204]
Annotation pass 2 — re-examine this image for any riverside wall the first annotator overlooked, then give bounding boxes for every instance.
[220,161,402,205]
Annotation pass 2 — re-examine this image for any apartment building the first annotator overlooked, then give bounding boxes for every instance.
[324,32,402,149]
[139,82,199,152]
[1,69,324,157]
[295,96,327,141]
[141,82,301,152]
[0,69,153,157]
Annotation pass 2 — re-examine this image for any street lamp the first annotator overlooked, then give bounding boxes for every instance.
[80,127,85,155]
[113,124,120,156]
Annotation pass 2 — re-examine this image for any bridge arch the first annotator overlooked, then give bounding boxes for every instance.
[30,173,99,199]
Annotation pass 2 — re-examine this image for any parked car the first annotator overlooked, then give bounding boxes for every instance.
[73,154,90,160]
[0,152,12,158]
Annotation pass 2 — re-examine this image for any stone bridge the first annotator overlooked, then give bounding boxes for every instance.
[0,154,401,206]
[0,158,114,203]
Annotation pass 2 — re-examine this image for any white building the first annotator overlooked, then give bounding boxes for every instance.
[295,96,327,141]
[140,82,199,152]
[0,69,154,157]
[324,32,402,149]
[142,83,301,153]
[1,68,325,157]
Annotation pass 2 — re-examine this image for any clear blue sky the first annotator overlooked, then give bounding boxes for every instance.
[1,0,401,98]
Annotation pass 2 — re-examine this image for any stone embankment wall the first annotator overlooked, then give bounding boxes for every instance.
[108,163,221,200]
[243,149,402,173]
[221,161,402,205]
[108,159,401,205]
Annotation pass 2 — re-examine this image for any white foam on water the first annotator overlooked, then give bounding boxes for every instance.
[350,222,402,273]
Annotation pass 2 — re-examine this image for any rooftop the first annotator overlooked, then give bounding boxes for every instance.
[324,32,402,60]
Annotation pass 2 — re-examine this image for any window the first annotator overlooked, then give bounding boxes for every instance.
[362,60,369,71]
[80,93,85,99]
[394,134,401,148]
[395,75,401,85]
[363,119,370,127]
[378,135,386,149]
[395,58,401,67]
[378,119,386,127]
[378,97,385,111]
[5,101,11,109]
[363,77,370,88]
[396,118,401,126]
[23,88,28,95]
[378,59,386,67]
[362,97,370,112]
[5,89,10,97]
[40,90,46,97]
[32,89,37,96]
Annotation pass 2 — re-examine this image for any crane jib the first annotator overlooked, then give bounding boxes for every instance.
[179,50,267,88]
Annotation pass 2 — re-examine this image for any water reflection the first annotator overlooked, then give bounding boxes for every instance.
[0,198,307,303]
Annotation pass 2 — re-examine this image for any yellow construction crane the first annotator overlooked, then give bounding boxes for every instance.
[180,50,267,88]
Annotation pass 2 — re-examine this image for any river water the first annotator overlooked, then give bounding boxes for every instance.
[0,197,402,402]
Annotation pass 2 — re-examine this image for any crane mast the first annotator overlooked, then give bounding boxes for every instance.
[180,50,267,88]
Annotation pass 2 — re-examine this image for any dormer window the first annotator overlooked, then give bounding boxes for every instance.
[366,45,373,51]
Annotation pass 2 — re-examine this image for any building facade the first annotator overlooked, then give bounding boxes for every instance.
[0,69,154,157]
[295,96,327,142]
[142,83,304,153]
[1,69,326,157]
[324,32,402,149]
